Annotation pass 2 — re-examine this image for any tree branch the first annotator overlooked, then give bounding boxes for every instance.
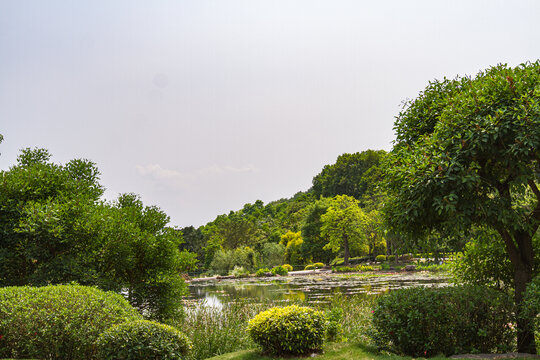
[529,180,540,223]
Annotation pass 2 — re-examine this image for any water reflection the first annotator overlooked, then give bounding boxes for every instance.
[186,273,450,307]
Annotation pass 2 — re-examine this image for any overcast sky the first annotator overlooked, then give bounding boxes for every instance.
[1,0,539,227]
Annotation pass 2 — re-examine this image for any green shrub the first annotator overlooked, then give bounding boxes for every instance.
[96,320,191,359]
[304,264,316,270]
[282,264,293,272]
[356,265,373,271]
[375,255,386,262]
[325,307,344,342]
[230,266,250,277]
[387,255,396,261]
[521,275,540,335]
[247,305,327,355]
[371,286,515,357]
[271,265,288,276]
[255,268,270,277]
[332,266,357,273]
[0,284,141,360]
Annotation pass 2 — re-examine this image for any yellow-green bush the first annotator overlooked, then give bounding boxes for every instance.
[0,285,141,360]
[96,320,192,360]
[282,264,293,272]
[247,305,327,355]
[305,262,325,270]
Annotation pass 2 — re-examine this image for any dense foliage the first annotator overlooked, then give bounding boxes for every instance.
[0,284,141,360]
[247,305,327,355]
[372,286,515,357]
[96,320,192,360]
[0,148,193,320]
[384,62,540,352]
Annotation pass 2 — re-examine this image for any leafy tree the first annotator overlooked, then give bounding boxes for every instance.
[0,149,192,321]
[261,242,286,268]
[321,195,366,265]
[312,150,386,200]
[384,62,540,353]
[364,210,386,256]
[280,231,303,267]
[300,199,334,264]
[179,226,206,267]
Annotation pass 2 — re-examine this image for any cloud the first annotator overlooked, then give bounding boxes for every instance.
[135,163,258,188]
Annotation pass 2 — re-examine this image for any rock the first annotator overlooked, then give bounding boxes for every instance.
[404,265,416,271]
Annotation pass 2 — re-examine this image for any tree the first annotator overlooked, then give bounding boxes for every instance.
[0,148,192,320]
[384,62,540,353]
[300,199,334,264]
[321,195,366,266]
[312,150,386,200]
[280,231,303,267]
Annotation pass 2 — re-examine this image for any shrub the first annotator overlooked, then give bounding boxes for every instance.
[521,275,540,334]
[231,266,250,277]
[247,305,327,355]
[282,264,293,272]
[0,284,141,360]
[371,286,515,357]
[96,320,191,359]
[332,266,357,273]
[325,307,344,342]
[356,265,373,271]
[256,268,271,277]
[305,264,316,270]
[375,255,386,262]
[387,255,396,261]
[271,265,288,276]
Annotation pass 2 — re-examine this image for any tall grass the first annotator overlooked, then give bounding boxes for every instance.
[172,295,376,360]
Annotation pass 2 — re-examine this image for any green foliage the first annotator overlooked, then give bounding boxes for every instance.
[96,320,191,360]
[260,242,285,268]
[321,195,367,265]
[231,266,250,277]
[282,264,293,272]
[270,265,288,276]
[387,255,396,261]
[312,150,387,200]
[304,262,325,270]
[210,247,258,275]
[300,199,335,264]
[280,231,303,267]
[325,307,344,342]
[451,228,514,291]
[0,284,141,360]
[0,149,192,321]
[256,268,271,277]
[375,255,386,262]
[247,305,327,355]
[371,286,515,356]
[521,275,540,333]
[332,265,373,273]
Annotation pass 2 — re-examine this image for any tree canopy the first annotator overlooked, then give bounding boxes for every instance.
[384,62,540,353]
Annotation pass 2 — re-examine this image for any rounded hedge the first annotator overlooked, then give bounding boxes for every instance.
[0,284,142,360]
[247,305,327,355]
[270,265,288,276]
[282,264,293,272]
[371,286,515,357]
[96,320,192,360]
[375,255,386,262]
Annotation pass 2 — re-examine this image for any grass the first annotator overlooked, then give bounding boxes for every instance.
[205,343,451,360]
[172,295,376,360]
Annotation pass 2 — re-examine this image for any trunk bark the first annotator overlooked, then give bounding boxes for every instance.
[343,234,350,266]
[498,228,537,354]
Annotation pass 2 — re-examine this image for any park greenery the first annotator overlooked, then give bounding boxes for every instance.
[0,61,539,358]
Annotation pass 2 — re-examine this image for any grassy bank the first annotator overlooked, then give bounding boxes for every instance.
[172,295,375,360]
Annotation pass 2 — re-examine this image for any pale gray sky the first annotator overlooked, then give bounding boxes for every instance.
[1,0,539,227]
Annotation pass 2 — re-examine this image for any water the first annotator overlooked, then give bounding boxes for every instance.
[186,272,450,308]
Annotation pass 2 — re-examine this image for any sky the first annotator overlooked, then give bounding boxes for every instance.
[1,0,539,228]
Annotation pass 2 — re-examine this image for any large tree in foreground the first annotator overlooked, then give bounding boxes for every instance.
[384,62,540,353]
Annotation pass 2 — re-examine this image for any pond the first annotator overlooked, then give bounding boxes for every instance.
[186,272,450,308]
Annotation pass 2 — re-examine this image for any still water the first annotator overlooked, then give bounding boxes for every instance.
[186,272,450,307]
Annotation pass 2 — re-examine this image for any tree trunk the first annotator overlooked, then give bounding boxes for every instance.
[498,228,537,354]
[343,234,350,266]
[515,265,536,354]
